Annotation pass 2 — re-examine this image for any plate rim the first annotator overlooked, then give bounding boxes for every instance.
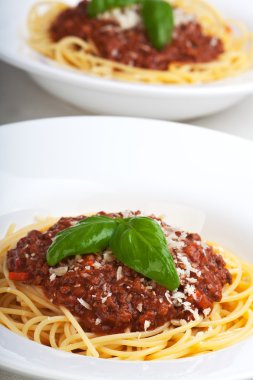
[0,116,253,380]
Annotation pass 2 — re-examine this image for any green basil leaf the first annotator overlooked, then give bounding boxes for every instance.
[47,216,118,266]
[110,217,180,290]
[142,0,174,50]
[88,0,142,18]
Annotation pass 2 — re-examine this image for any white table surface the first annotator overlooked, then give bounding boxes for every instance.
[1,61,253,141]
[0,60,253,380]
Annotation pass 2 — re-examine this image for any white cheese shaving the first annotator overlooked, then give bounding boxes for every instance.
[182,302,200,320]
[185,284,196,296]
[165,291,172,304]
[177,253,202,277]
[116,266,123,281]
[172,291,186,299]
[77,298,91,310]
[93,261,102,269]
[49,273,56,282]
[166,231,185,250]
[49,266,68,277]
[136,303,143,312]
[210,37,218,47]
[187,277,197,284]
[95,318,101,325]
[103,250,114,262]
[144,320,151,331]
[177,267,187,277]
[203,307,211,317]
[99,6,141,30]
[101,292,112,304]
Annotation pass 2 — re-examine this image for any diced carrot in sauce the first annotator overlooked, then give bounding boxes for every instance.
[9,272,29,281]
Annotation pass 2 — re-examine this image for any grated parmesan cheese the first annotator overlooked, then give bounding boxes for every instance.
[203,308,211,317]
[183,302,200,320]
[187,277,197,284]
[121,210,135,218]
[77,298,92,310]
[173,8,195,27]
[172,291,186,299]
[49,273,56,282]
[103,250,114,262]
[136,303,143,312]
[93,261,102,269]
[185,284,196,296]
[144,320,151,331]
[116,266,123,281]
[165,291,172,304]
[49,266,68,277]
[210,37,218,47]
[101,292,112,304]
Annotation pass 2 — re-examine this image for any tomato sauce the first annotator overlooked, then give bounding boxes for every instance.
[50,1,224,71]
[7,212,231,334]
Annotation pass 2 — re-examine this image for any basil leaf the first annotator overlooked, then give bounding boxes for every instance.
[47,216,118,266]
[110,217,180,290]
[142,0,174,50]
[88,0,142,18]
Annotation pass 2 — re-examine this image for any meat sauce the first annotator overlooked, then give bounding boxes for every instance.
[7,212,231,334]
[49,1,224,71]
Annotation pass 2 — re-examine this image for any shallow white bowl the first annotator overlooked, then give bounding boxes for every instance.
[0,116,253,380]
[0,0,253,120]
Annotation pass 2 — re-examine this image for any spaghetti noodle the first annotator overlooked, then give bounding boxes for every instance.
[27,0,253,84]
[0,217,253,360]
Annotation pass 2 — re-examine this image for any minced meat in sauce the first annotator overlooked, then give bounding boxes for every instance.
[49,1,224,71]
[7,211,231,334]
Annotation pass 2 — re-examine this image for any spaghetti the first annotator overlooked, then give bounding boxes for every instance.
[0,218,253,360]
[27,0,253,84]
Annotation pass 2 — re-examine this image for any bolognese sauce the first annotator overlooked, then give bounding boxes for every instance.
[7,212,231,334]
[49,1,224,71]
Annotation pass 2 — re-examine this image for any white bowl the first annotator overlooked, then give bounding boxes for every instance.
[0,116,253,380]
[0,0,253,120]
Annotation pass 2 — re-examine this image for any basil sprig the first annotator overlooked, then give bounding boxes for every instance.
[47,215,180,291]
[47,216,118,266]
[142,1,174,50]
[110,217,179,290]
[87,0,174,50]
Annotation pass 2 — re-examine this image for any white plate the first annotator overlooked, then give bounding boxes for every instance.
[0,0,253,120]
[0,116,253,380]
